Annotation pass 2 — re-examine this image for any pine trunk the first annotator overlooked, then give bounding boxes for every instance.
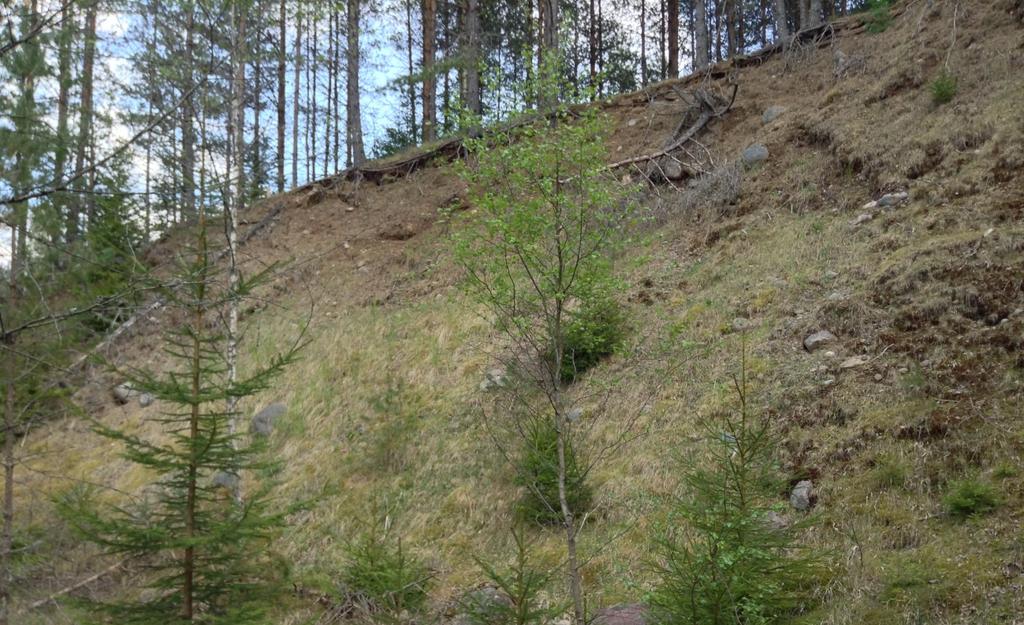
[667,0,678,77]
[181,5,197,221]
[808,0,823,26]
[406,0,417,139]
[347,0,366,164]
[422,0,437,141]
[694,0,709,70]
[462,0,481,116]
[292,3,301,187]
[774,0,790,39]
[69,1,97,240]
[52,0,73,244]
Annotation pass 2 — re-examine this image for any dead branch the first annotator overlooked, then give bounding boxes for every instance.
[25,559,126,611]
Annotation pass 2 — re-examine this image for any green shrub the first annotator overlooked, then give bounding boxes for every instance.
[865,0,892,33]
[558,299,626,384]
[943,478,1000,519]
[930,70,958,105]
[341,514,430,615]
[515,417,592,526]
[462,525,561,625]
[649,348,825,625]
[871,454,910,490]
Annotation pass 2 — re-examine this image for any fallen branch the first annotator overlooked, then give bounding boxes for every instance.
[25,559,126,611]
[606,84,737,172]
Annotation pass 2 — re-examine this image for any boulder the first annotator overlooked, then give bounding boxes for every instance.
[251,403,287,437]
[790,480,815,511]
[877,191,908,208]
[592,604,648,625]
[212,471,239,493]
[803,330,837,352]
[762,105,787,124]
[741,144,770,166]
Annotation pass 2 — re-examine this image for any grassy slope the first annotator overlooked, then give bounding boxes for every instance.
[16,2,1024,623]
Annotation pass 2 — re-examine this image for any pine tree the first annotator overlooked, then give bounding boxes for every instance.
[59,212,303,624]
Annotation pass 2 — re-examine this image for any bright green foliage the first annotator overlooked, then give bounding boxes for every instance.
[58,218,302,624]
[943,478,1000,519]
[463,525,563,625]
[515,418,592,526]
[558,298,627,384]
[340,513,430,615]
[649,348,823,625]
[930,70,958,105]
[865,0,892,34]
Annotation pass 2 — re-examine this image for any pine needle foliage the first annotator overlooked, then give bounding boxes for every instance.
[649,344,823,625]
[58,215,303,624]
[515,417,592,526]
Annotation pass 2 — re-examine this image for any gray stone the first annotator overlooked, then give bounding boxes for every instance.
[741,143,770,165]
[479,368,507,392]
[592,604,648,625]
[731,317,751,332]
[827,291,846,302]
[139,393,155,408]
[567,407,583,422]
[803,330,837,352]
[790,480,815,511]
[251,403,287,437]
[113,382,137,404]
[212,471,239,492]
[877,191,908,207]
[762,105,787,124]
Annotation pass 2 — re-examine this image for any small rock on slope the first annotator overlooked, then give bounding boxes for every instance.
[741,144,770,165]
[762,105,787,124]
[803,330,837,352]
[790,480,815,511]
[251,403,287,436]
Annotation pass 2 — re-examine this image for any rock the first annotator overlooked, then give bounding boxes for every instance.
[661,159,686,181]
[823,350,837,358]
[741,143,770,165]
[731,317,751,332]
[627,118,639,127]
[212,471,239,492]
[251,403,287,437]
[803,330,837,352]
[139,393,155,408]
[592,604,648,625]
[479,368,507,391]
[824,270,840,280]
[861,200,879,210]
[790,480,815,511]
[458,584,513,620]
[762,105,787,124]
[567,407,583,422]
[303,185,325,207]
[839,355,869,369]
[877,191,908,208]
[113,382,137,404]
[827,291,845,302]
[345,205,355,213]
[874,373,884,382]
[850,213,873,226]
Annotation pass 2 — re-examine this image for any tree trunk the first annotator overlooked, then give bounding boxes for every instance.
[406,0,417,139]
[181,5,197,221]
[774,0,790,39]
[332,9,340,173]
[462,0,481,116]
[226,0,246,504]
[52,0,73,244]
[277,0,286,192]
[69,1,97,240]
[808,0,823,27]
[799,0,809,30]
[422,0,437,141]
[640,0,647,85]
[667,0,678,77]
[694,0,709,70]
[347,0,366,164]
[292,3,301,187]
[0,224,18,625]
[588,0,597,89]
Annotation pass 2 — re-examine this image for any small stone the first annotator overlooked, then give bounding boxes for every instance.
[840,355,870,369]
[823,350,837,358]
[627,118,639,127]
[850,213,874,226]
[251,403,287,437]
[212,471,239,493]
[827,291,845,302]
[731,317,751,332]
[984,227,995,237]
[762,105,787,124]
[790,480,815,511]
[139,393,155,408]
[480,368,508,391]
[567,407,583,422]
[862,200,879,210]
[741,143,770,165]
[874,373,884,382]
[804,330,838,352]
[356,259,367,269]
[898,367,909,374]
[824,270,839,279]
[877,191,908,208]
[113,383,137,404]
[345,205,355,213]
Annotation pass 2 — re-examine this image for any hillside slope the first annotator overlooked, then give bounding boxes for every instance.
[14,2,1024,623]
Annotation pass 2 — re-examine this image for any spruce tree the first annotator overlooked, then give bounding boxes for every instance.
[59,211,303,624]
